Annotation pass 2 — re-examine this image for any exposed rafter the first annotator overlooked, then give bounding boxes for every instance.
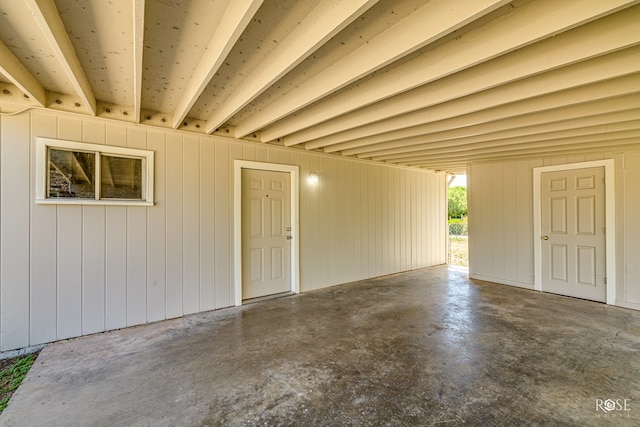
[204,0,380,134]
[402,135,640,166]
[272,0,640,145]
[370,118,640,162]
[1,0,638,174]
[288,2,640,148]
[358,102,640,159]
[0,39,46,107]
[25,0,97,115]
[300,50,640,151]
[172,0,264,129]
[233,0,511,138]
[326,75,640,154]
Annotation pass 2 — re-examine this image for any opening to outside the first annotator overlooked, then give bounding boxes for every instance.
[448,175,468,267]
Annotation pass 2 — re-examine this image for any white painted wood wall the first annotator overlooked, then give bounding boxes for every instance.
[468,150,640,310]
[0,110,446,351]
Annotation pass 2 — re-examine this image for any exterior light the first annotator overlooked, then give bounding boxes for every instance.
[308,172,319,185]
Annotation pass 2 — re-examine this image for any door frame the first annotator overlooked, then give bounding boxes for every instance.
[234,160,300,306]
[533,160,616,304]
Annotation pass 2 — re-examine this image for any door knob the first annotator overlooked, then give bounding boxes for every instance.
[286,235,293,240]
[542,236,549,240]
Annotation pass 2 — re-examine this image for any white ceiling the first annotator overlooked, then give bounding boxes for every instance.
[1,0,638,173]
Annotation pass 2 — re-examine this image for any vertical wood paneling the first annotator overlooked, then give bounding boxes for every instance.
[183,136,200,314]
[56,116,83,339]
[81,121,106,333]
[298,152,312,291]
[147,130,166,322]
[515,160,533,284]
[200,139,215,311]
[326,158,338,286]
[1,113,31,349]
[166,133,184,318]
[336,159,348,282]
[82,207,105,334]
[367,167,376,274]
[228,143,243,301]
[491,165,505,279]
[29,111,58,345]
[381,168,390,275]
[624,152,640,302]
[0,110,453,350]
[57,206,82,339]
[126,128,148,326]
[105,206,127,329]
[503,162,518,282]
[213,140,230,306]
[105,124,128,330]
[374,166,383,276]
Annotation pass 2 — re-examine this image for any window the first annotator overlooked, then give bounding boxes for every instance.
[36,137,154,206]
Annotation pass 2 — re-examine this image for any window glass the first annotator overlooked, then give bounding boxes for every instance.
[48,149,95,198]
[100,155,143,199]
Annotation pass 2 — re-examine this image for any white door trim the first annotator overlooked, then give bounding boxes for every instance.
[234,160,300,306]
[533,160,616,305]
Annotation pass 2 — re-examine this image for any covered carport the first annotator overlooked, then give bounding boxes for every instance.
[0,0,639,424]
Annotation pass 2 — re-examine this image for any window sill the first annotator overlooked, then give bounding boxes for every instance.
[36,199,154,207]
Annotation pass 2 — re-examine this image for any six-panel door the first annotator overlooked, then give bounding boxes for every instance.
[541,167,606,302]
[241,169,292,300]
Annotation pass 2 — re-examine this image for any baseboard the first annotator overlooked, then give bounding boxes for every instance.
[469,273,535,290]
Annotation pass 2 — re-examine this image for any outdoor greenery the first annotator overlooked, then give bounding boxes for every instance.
[448,186,467,219]
[0,353,37,413]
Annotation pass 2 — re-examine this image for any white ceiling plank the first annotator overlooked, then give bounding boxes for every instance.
[0,39,46,106]
[371,118,640,162]
[361,105,640,160]
[332,95,640,156]
[301,51,640,151]
[204,0,380,134]
[172,0,265,129]
[233,0,511,138]
[270,1,640,144]
[25,0,97,115]
[133,0,145,123]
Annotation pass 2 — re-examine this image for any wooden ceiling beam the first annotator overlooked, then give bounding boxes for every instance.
[411,142,640,171]
[25,0,97,115]
[204,0,380,134]
[327,75,640,154]
[172,0,264,129]
[0,39,46,107]
[275,1,640,145]
[301,50,640,151]
[363,107,640,160]
[233,0,511,138]
[373,120,640,163]
[400,137,640,166]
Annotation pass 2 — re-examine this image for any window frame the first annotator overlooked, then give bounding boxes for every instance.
[36,137,154,206]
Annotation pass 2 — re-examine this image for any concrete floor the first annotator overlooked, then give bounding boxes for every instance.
[2,266,639,426]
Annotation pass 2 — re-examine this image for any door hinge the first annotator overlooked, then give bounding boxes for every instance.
[604,277,607,285]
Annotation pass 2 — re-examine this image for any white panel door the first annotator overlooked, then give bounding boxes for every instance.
[241,169,291,299]
[541,167,606,302]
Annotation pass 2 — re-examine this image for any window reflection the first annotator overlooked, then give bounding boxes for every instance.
[48,149,95,198]
[100,155,142,199]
